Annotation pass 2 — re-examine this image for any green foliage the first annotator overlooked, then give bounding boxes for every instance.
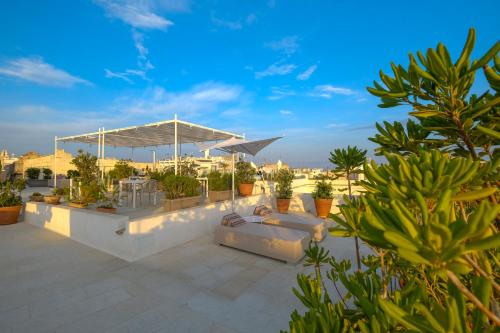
[148,168,174,182]
[71,150,98,185]
[285,29,500,332]
[275,168,294,199]
[311,180,333,199]
[25,167,40,180]
[235,161,256,184]
[207,171,231,191]
[369,120,437,156]
[0,181,23,207]
[108,160,136,180]
[42,169,52,179]
[66,169,80,179]
[367,28,500,159]
[163,175,200,199]
[73,181,104,204]
[329,145,366,197]
[52,187,66,196]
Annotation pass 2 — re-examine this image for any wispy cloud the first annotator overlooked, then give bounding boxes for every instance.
[121,81,244,116]
[246,13,257,25]
[266,36,299,55]
[95,0,174,30]
[0,57,91,88]
[279,109,293,115]
[105,68,149,84]
[297,64,317,81]
[310,84,355,98]
[268,86,295,100]
[326,123,348,128]
[255,62,297,79]
[211,12,242,30]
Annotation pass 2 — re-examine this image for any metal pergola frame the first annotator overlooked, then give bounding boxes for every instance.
[53,114,244,187]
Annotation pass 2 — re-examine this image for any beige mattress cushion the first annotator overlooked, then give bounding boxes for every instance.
[214,223,310,263]
[263,213,326,241]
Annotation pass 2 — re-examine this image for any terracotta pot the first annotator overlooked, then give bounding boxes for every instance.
[238,183,254,197]
[69,202,87,209]
[164,196,201,212]
[276,198,291,214]
[43,195,61,205]
[314,198,333,218]
[29,195,44,202]
[208,190,232,203]
[96,207,117,214]
[0,206,22,225]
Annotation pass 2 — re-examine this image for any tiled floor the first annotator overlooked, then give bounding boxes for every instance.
[0,219,368,333]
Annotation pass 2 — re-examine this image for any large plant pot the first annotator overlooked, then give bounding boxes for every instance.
[164,196,201,212]
[96,207,117,214]
[209,190,232,203]
[26,179,49,187]
[276,198,291,214]
[238,183,254,197]
[0,206,22,225]
[43,195,61,205]
[314,198,333,218]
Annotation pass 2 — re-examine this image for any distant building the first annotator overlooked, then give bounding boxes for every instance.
[0,149,19,170]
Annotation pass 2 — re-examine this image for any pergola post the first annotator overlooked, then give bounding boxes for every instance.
[174,114,178,175]
[231,152,235,212]
[101,127,105,180]
[54,136,57,188]
[97,127,101,177]
[152,150,156,171]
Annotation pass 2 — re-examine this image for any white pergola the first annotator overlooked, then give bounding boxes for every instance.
[53,115,243,187]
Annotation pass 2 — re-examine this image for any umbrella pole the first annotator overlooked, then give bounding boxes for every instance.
[232,152,235,212]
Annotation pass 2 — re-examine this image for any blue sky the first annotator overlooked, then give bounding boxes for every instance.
[0,0,498,167]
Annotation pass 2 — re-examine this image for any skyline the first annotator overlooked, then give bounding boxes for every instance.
[1,0,499,167]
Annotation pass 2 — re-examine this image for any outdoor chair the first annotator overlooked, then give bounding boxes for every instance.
[253,205,326,241]
[142,180,158,205]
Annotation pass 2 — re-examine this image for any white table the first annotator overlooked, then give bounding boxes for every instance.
[119,179,148,209]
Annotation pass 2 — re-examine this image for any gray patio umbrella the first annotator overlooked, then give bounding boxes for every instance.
[199,137,282,211]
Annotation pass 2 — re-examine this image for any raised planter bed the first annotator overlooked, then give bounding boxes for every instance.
[27,179,49,187]
[209,190,232,203]
[29,195,44,202]
[164,196,201,212]
[43,195,61,205]
[68,201,88,209]
[96,207,117,214]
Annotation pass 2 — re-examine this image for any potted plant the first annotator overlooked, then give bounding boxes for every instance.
[42,168,53,180]
[43,187,65,205]
[96,185,118,214]
[0,180,25,225]
[163,175,201,212]
[312,180,334,218]
[236,161,256,196]
[207,171,232,202]
[275,169,294,213]
[69,182,101,209]
[29,192,44,202]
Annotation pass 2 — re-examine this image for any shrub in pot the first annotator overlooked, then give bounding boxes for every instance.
[96,185,118,214]
[44,187,65,205]
[163,175,201,212]
[275,168,294,213]
[96,202,117,214]
[312,180,333,218]
[29,192,44,202]
[0,180,25,225]
[235,161,256,196]
[207,171,231,202]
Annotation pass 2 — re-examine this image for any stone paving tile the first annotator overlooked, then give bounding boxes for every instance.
[0,220,363,333]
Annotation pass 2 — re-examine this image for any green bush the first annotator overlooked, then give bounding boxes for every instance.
[311,180,333,199]
[207,171,231,191]
[108,160,136,180]
[66,169,80,179]
[71,150,98,186]
[0,182,23,207]
[235,161,256,184]
[25,167,40,180]
[275,169,294,199]
[43,169,53,179]
[163,175,200,199]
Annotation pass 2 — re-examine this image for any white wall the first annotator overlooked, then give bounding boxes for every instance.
[26,194,272,262]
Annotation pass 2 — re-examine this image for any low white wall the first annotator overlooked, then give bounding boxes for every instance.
[25,202,133,260]
[26,194,272,262]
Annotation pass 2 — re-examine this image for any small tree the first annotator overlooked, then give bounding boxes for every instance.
[329,145,367,270]
[71,150,98,185]
[108,160,136,180]
[42,169,52,180]
[275,169,294,199]
[25,167,40,180]
[235,161,256,185]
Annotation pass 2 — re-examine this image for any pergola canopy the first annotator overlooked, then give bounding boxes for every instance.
[57,119,243,148]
